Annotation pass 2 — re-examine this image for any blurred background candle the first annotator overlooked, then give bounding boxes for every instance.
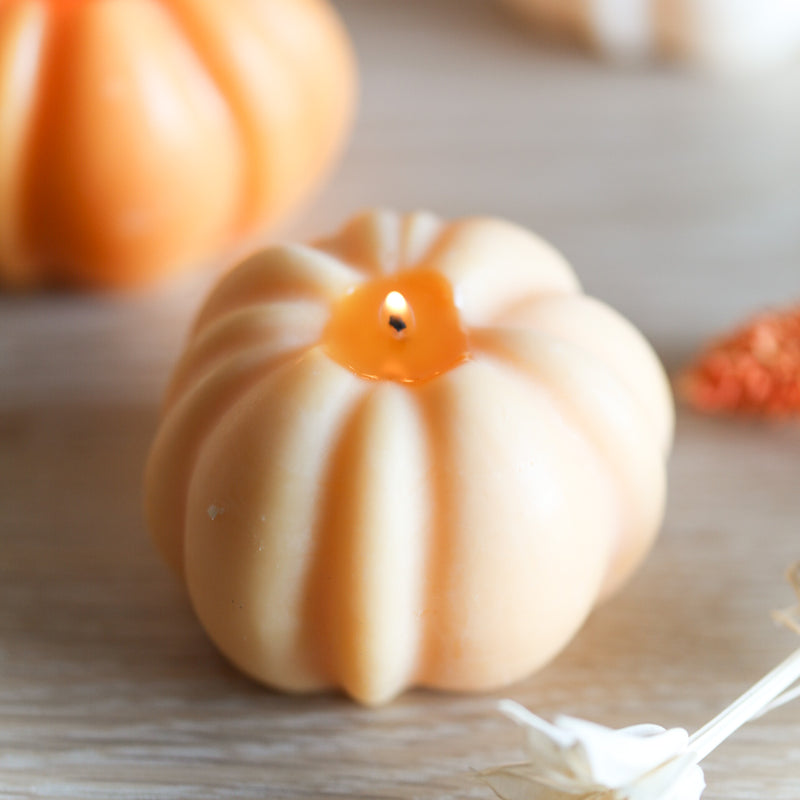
[0,0,356,289]
[502,0,800,71]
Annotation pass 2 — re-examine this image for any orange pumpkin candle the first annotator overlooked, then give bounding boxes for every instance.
[145,210,674,705]
[0,0,355,289]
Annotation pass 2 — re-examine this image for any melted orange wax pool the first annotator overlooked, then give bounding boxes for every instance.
[322,268,470,384]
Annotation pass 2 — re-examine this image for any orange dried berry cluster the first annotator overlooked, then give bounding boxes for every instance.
[681,305,800,417]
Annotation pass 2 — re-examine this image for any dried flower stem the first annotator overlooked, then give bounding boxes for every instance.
[757,683,800,717]
[688,647,800,763]
[688,563,800,756]
[772,561,800,635]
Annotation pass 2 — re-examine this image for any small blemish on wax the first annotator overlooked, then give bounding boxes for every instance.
[207,504,225,521]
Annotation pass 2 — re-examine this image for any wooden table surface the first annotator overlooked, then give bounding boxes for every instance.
[2,1,800,797]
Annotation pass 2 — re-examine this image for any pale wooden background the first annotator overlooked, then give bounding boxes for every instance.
[2,1,800,798]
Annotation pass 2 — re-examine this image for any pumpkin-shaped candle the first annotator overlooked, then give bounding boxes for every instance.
[145,210,674,705]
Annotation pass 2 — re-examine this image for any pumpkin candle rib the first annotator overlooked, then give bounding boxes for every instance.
[307,383,430,706]
[146,342,313,576]
[414,359,619,691]
[185,349,367,693]
[469,327,667,599]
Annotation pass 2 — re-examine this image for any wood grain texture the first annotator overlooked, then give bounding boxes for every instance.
[2,1,800,797]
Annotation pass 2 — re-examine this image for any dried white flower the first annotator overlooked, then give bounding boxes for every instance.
[483,567,800,800]
[481,702,704,800]
[483,647,800,800]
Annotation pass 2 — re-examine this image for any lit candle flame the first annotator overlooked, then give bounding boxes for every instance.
[381,291,413,338]
[384,291,408,317]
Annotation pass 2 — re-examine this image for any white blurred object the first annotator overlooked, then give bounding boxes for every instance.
[482,701,705,799]
[482,646,800,799]
[502,0,800,71]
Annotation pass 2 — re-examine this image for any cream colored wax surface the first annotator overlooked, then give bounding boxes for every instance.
[502,0,800,70]
[144,210,674,706]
